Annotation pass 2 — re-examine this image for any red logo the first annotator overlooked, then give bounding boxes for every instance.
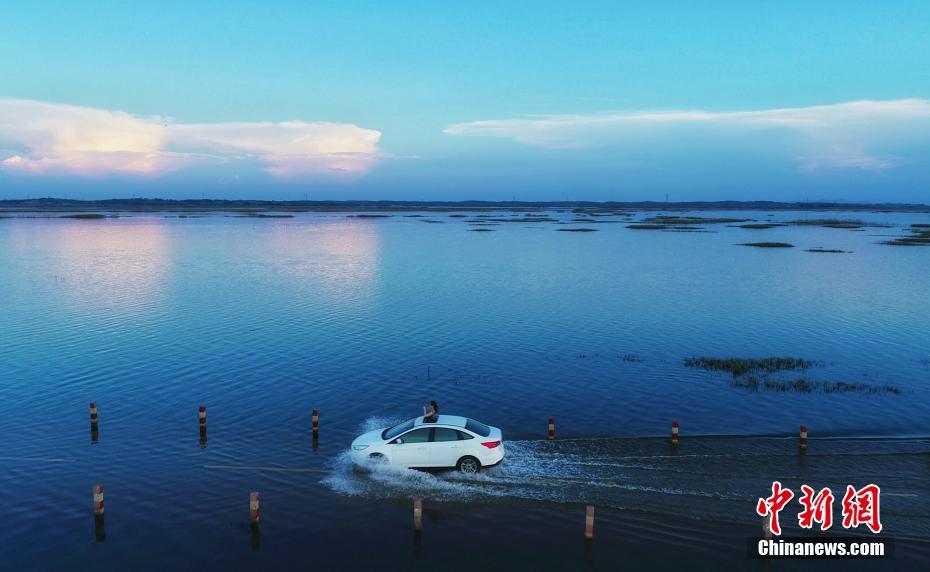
[757,482,881,535]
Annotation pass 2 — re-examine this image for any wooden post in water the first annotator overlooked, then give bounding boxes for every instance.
[799,425,808,451]
[312,409,320,436]
[584,505,595,540]
[548,417,555,440]
[198,406,208,448]
[249,492,260,525]
[93,484,105,518]
[89,402,99,443]
[671,420,679,446]
[413,499,423,531]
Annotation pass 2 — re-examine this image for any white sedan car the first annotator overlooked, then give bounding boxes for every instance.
[351,415,504,473]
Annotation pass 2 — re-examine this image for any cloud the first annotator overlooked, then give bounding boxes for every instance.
[444,99,930,171]
[0,99,382,178]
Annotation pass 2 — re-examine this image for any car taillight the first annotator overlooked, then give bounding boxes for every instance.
[481,440,501,449]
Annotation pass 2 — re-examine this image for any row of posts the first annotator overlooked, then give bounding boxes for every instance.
[92,404,811,450]
[89,487,596,543]
[86,407,807,544]
[548,417,811,450]
[89,403,320,447]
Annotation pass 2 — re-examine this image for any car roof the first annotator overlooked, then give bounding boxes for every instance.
[413,414,467,428]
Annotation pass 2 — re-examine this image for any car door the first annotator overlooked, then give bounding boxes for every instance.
[430,427,465,467]
[389,428,432,467]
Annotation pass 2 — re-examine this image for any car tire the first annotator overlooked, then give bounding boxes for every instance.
[456,456,481,474]
[369,453,387,463]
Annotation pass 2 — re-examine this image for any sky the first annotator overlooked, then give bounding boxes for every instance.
[1,1,929,202]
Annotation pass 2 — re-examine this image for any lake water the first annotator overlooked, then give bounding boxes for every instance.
[1,209,928,570]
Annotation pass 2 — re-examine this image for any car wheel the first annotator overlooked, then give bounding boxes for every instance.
[369,453,387,464]
[457,456,481,474]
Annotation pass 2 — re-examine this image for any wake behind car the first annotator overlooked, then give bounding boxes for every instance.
[351,415,504,473]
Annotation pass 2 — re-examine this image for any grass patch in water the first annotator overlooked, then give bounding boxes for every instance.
[240,213,294,218]
[740,242,794,248]
[684,357,819,377]
[788,218,891,229]
[557,228,598,232]
[485,217,558,223]
[351,214,392,218]
[627,224,667,230]
[881,227,930,246]
[60,213,109,219]
[805,248,847,253]
[735,223,785,229]
[642,215,749,225]
[685,357,899,395]
[469,228,495,232]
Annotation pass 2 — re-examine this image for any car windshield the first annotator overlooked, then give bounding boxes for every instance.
[464,418,491,437]
[382,419,415,440]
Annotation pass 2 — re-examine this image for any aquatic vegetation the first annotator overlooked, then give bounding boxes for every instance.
[469,228,495,232]
[60,213,109,219]
[762,378,816,393]
[485,217,558,223]
[740,242,794,248]
[735,223,785,229]
[448,214,467,218]
[351,214,392,218]
[557,228,598,232]
[805,248,847,253]
[687,357,898,394]
[627,224,667,230]
[788,218,891,229]
[881,227,930,246]
[642,215,749,225]
[621,353,644,363]
[684,357,820,377]
[420,219,444,223]
[822,381,901,395]
[239,213,294,218]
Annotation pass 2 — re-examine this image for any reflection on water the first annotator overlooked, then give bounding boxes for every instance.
[9,218,172,313]
[262,218,380,306]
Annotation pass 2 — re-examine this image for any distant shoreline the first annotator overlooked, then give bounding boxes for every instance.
[1,197,929,214]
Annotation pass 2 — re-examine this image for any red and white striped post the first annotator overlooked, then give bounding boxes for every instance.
[584,505,595,540]
[198,406,206,428]
[249,492,260,524]
[671,420,679,446]
[312,409,320,436]
[413,499,423,531]
[93,484,105,517]
[89,402,98,427]
[799,425,808,450]
[548,417,555,440]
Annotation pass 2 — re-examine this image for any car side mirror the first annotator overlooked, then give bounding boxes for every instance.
[391,438,403,445]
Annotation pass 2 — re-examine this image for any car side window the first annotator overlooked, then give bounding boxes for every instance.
[456,430,474,440]
[396,428,431,444]
[433,428,459,442]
